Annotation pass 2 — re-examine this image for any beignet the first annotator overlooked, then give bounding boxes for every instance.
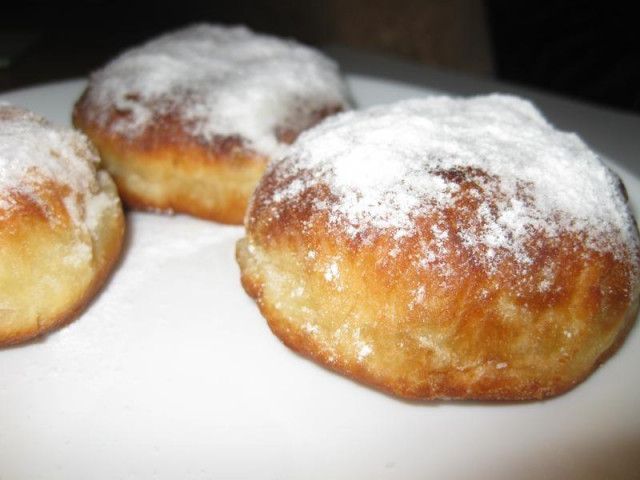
[1,104,125,346]
[73,24,351,224]
[237,95,640,400]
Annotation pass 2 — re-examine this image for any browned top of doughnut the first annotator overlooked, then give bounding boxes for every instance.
[73,24,351,158]
[247,95,640,304]
[1,103,119,239]
[241,94,640,399]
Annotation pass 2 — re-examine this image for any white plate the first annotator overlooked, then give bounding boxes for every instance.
[1,76,639,480]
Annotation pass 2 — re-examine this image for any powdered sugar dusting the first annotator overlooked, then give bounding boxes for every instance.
[82,23,350,157]
[262,94,639,269]
[0,103,117,237]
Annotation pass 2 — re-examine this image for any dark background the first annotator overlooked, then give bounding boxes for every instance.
[1,0,638,114]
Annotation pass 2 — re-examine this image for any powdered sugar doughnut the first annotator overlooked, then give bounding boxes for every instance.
[72,24,351,224]
[0,104,124,346]
[237,94,640,400]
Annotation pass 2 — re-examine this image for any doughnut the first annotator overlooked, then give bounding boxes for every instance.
[72,23,351,224]
[236,94,640,400]
[0,104,125,346]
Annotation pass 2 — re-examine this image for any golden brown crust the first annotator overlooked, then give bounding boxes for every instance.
[237,158,640,401]
[70,24,353,224]
[0,170,125,346]
[73,96,268,224]
[72,93,343,224]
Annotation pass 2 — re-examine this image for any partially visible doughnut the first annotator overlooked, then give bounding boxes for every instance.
[72,24,351,224]
[0,104,125,346]
[237,94,640,400]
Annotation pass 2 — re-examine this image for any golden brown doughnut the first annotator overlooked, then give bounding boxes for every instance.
[236,94,640,400]
[72,24,351,224]
[0,104,125,346]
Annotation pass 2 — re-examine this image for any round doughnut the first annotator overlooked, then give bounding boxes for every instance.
[236,94,640,400]
[72,23,351,224]
[0,104,125,346]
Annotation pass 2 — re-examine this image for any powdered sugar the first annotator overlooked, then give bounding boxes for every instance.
[82,24,351,157]
[263,94,639,268]
[0,103,117,236]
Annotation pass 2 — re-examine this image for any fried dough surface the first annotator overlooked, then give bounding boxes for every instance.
[73,24,350,224]
[237,95,640,400]
[1,104,124,346]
